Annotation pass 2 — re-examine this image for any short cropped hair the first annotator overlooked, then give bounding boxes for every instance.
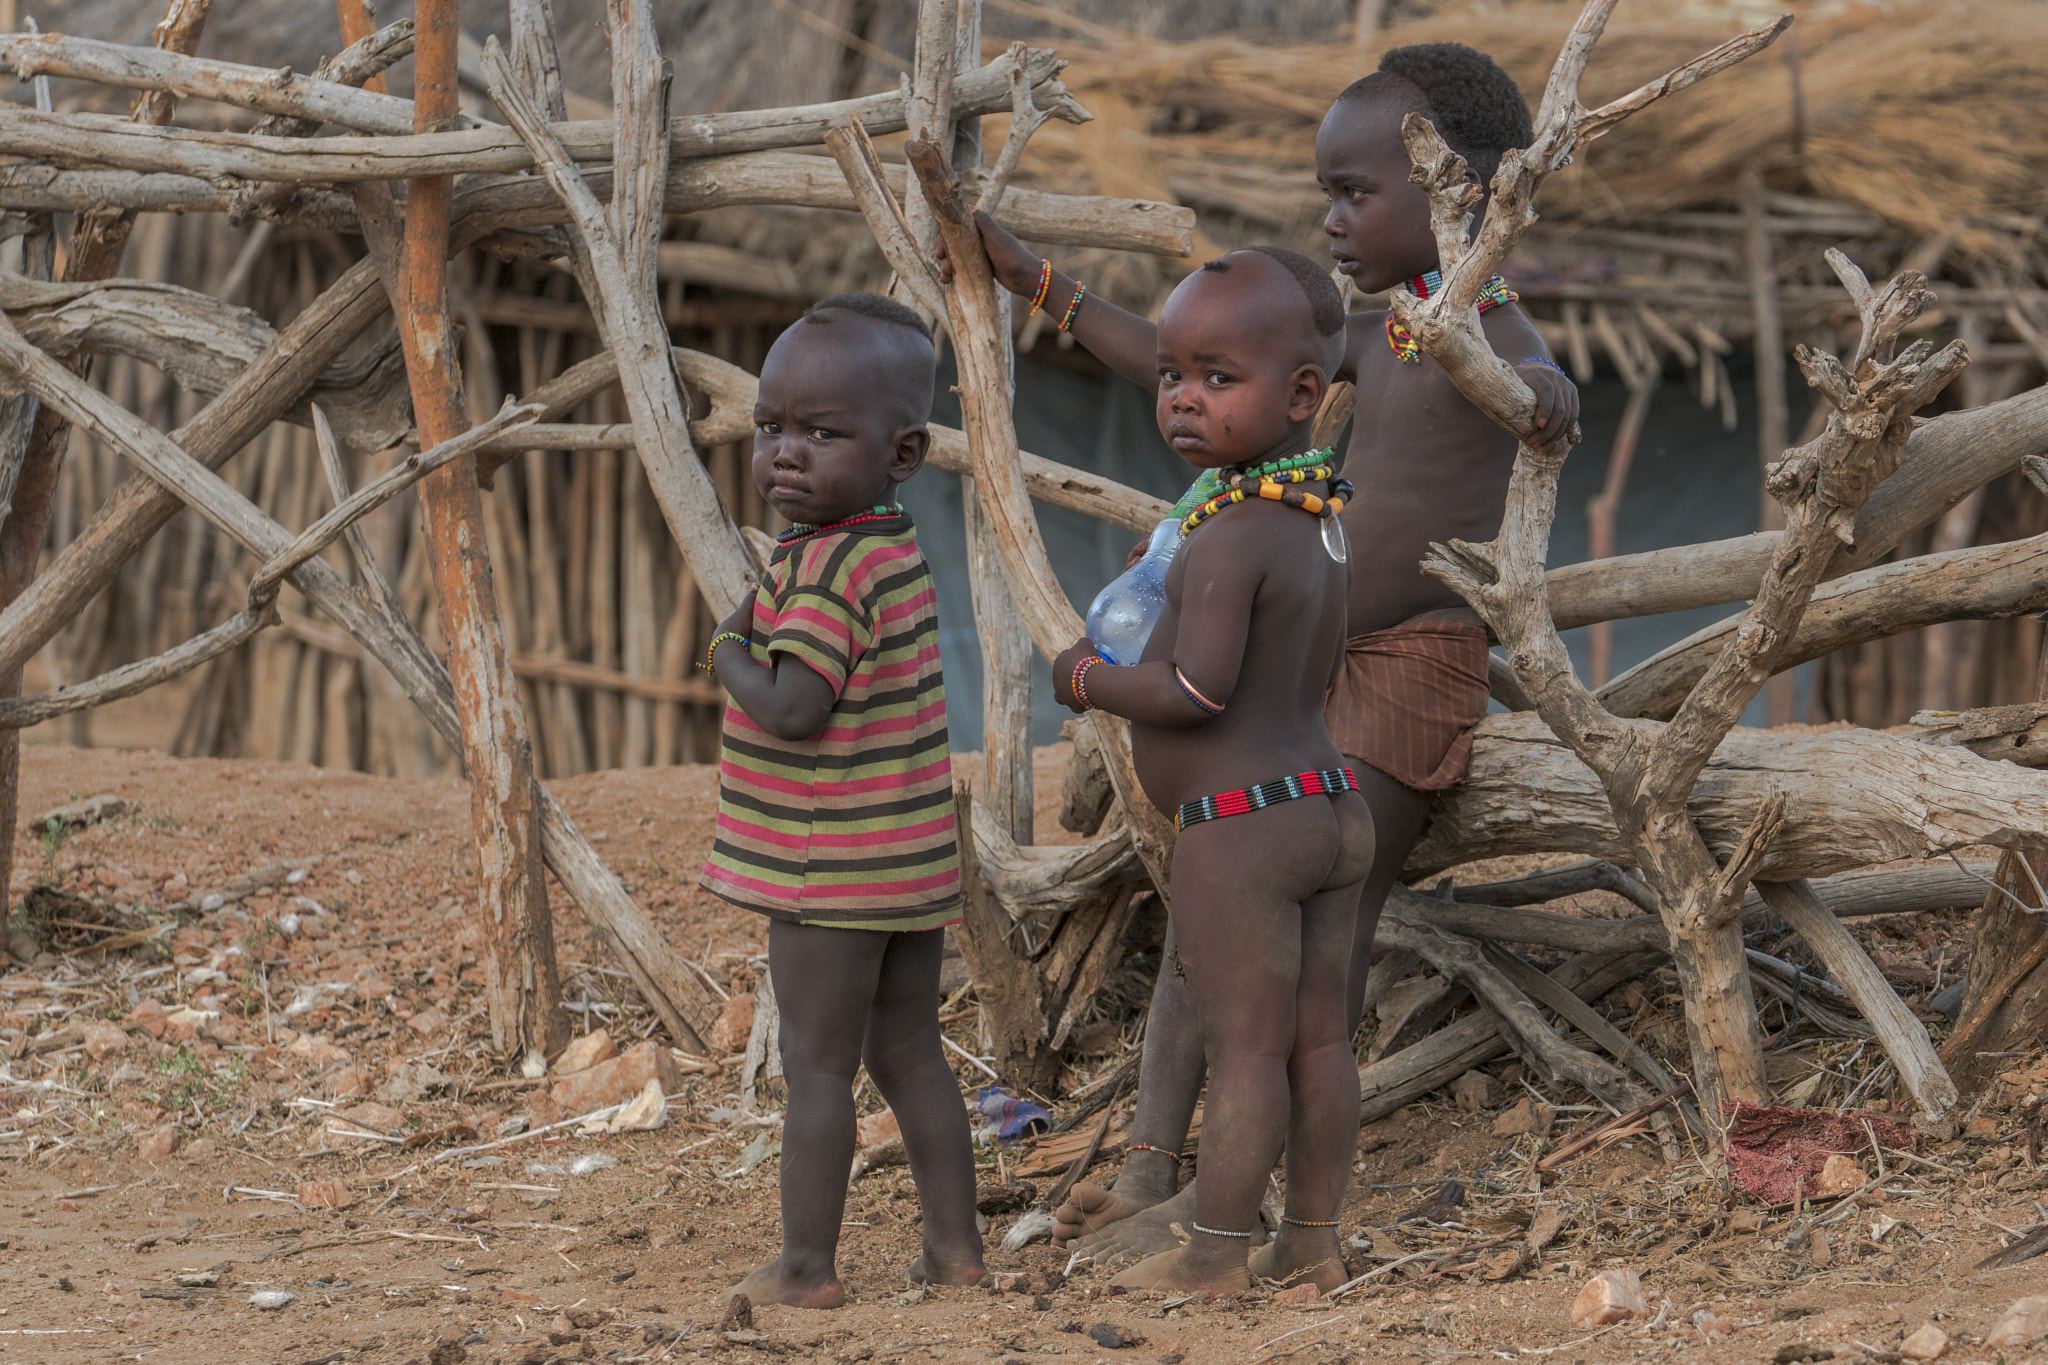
[803,291,933,340]
[1201,246,1345,339]
[1338,43,1532,184]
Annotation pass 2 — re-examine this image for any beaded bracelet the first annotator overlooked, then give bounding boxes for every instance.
[1070,653,1102,710]
[697,631,751,675]
[1127,1142,1182,1162]
[1058,281,1087,333]
[1175,667,1224,715]
[1028,259,1053,315]
[1518,355,1568,376]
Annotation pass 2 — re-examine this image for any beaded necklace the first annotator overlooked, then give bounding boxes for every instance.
[1385,269,1519,364]
[1179,448,1351,538]
[775,503,902,547]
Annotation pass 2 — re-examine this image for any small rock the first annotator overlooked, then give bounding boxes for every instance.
[1494,1096,1555,1139]
[82,1021,129,1061]
[1569,1267,1647,1328]
[708,995,755,1055]
[607,1077,668,1132]
[1728,1208,1766,1234]
[550,1040,682,1115]
[34,795,127,830]
[406,1008,448,1037]
[428,1341,468,1365]
[1088,1323,1140,1349]
[136,1127,177,1162]
[1985,1295,2048,1349]
[718,1294,753,1332]
[1815,1153,1865,1196]
[1900,1324,1947,1361]
[557,1028,617,1076]
[298,1179,355,1209]
[247,1290,294,1310]
[1965,1115,2001,1139]
[173,1272,219,1288]
[1272,1283,1321,1305]
[57,1199,79,1213]
[287,1033,350,1068]
[1450,1070,1496,1112]
[1774,1345,1835,1364]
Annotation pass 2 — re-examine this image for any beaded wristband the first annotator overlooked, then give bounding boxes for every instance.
[1175,667,1224,715]
[1028,259,1053,315]
[1127,1142,1182,1162]
[1058,281,1087,332]
[1191,1221,1252,1239]
[1518,355,1568,376]
[1281,1216,1339,1228]
[698,631,751,674]
[1070,654,1102,710]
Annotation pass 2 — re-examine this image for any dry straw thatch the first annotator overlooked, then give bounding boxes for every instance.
[1006,0,2048,262]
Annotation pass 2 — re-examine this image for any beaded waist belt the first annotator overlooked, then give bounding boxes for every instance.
[1174,767,1360,832]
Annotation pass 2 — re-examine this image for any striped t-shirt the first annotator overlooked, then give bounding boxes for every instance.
[699,513,962,931]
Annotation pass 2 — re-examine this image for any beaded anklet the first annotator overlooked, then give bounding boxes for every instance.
[1070,654,1103,710]
[1058,281,1087,332]
[1127,1142,1182,1162]
[1175,667,1224,715]
[1280,1216,1339,1228]
[697,631,751,674]
[1191,1222,1252,1239]
[1028,259,1053,315]
[1386,269,1519,364]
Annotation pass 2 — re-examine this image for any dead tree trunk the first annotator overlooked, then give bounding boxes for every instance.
[391,0,564,1067]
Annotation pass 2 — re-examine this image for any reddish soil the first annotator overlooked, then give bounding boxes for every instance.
[3,743,2046,1365]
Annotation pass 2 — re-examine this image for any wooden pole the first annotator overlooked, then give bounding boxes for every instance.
[1741,166,1796,726]
[0,0,212,938]
[393,0,565,1069]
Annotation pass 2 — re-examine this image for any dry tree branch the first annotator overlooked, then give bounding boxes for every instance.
[822,115,948,321]
[482,24,757,614]
[974,41,1055,215]
[0,46,1078,185]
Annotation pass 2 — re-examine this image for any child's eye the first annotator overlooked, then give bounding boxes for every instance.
[809,427,837,442]
[1347,186,1368,203]
[1159,367,1181,383]
[1206,371,1232,386]
[756,420,781,435]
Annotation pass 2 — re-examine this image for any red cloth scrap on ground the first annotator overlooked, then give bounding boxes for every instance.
[1720,1100,1908,1205]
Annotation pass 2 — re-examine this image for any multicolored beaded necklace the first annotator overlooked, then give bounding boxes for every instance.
[1385,269,1519,364]
[775,502,902,547]
[1178,448,1351,537]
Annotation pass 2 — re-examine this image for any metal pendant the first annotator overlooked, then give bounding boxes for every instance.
[1322,514,1349,564]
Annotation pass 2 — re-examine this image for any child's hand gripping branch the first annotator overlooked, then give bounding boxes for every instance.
[698,294,982,1310]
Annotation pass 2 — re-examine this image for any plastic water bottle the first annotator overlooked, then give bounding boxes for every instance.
[1085,518,1180,665]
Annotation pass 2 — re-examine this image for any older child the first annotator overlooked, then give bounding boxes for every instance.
[700,293,982,1308]
[960,44,1579,1266]
[1048,246,1373,1295]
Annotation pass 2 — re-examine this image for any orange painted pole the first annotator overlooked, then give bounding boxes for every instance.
[390,0,565,1067]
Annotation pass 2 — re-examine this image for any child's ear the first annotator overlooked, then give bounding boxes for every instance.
[1287,364,1329,425]
[889,425,931,483]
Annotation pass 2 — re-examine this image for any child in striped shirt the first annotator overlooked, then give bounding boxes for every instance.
[700,294,981,1308]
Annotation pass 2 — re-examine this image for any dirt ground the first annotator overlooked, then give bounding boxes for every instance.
[4,743,2046,1365]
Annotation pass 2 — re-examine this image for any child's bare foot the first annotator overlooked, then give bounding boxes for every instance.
[1066,1183,1273,1262]
[1109,1245,1251,1296]
[1052,1151,1180,1249]
[728,1258,846,1310]
[1052,1183,1155,1249]
[1248,1227,1347,1293]
[906,1248,985,1287]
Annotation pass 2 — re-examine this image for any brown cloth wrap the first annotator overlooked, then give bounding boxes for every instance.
[1324,616,1492,792]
